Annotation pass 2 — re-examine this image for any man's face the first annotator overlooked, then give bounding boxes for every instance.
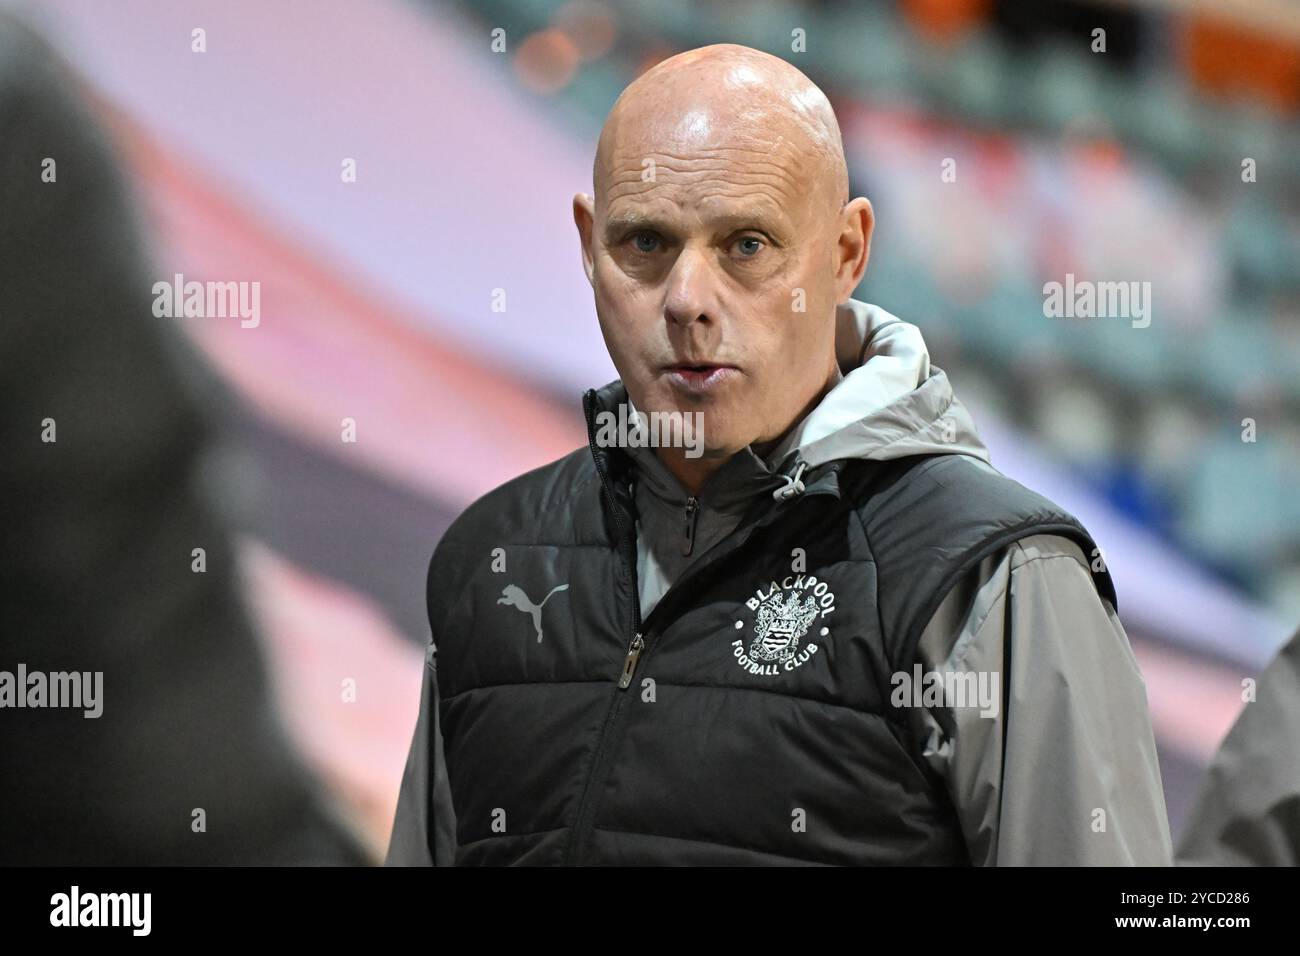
[576,105,852,461]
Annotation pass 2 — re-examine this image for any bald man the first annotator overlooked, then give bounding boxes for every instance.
[387,45,1172,866]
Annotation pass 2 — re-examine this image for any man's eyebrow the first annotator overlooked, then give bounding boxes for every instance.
[603,211,659,237]
[706,210,786,233]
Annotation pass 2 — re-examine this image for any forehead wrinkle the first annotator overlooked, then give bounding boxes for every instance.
[601,174,803,225]
[610,135,808,162]
[604,164,807,199]
[605,129,831,206]
[604,148,812,199]
[602,154,806,220]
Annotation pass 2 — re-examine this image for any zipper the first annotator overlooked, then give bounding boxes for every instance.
[618,632,645,689]
[681,496,699,556]
[569,389,844,864]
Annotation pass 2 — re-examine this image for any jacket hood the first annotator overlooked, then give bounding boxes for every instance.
[765,298,989,474]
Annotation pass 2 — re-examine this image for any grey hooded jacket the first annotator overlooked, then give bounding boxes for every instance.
[386,299,1173,866]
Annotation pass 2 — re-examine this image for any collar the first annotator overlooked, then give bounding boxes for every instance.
[583,381,843,511]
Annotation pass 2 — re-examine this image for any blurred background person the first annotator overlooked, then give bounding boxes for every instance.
[0,11,367,864]
[1178,623,1300,865]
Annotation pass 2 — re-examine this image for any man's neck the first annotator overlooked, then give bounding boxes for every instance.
[653,447,732,499]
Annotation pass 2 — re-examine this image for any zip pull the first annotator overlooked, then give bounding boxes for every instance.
[681,496,699,556]
[618,632,645,690]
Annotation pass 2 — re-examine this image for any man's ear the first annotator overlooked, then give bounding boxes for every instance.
[834,196,873,302]
[573,193,596,287]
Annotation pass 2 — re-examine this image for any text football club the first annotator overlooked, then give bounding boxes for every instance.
[731,575,836,677]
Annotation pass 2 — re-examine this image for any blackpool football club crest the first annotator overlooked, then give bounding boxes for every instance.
[731,575,836,677]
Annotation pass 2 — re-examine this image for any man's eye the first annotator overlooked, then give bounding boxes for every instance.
[631,232,660,254]
[734,236,764,257]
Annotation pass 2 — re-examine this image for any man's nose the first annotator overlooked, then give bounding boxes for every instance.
[663,244,716,328]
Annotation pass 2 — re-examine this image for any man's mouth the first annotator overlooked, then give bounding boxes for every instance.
[662,362,739,392]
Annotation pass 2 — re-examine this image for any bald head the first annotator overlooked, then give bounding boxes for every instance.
[595,44,849,217]
[573,44,873,495]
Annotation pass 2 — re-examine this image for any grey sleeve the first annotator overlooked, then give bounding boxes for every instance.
[385,640,458,865]
[1176,624,1300,866]
[908,533,1173,865]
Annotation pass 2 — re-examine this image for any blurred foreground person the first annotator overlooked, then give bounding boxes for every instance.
[0,12,366,865]
[1178,624,1300,865]
[387,44,1172,866]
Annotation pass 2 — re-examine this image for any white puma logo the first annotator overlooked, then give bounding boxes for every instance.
[498,583,569,643]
